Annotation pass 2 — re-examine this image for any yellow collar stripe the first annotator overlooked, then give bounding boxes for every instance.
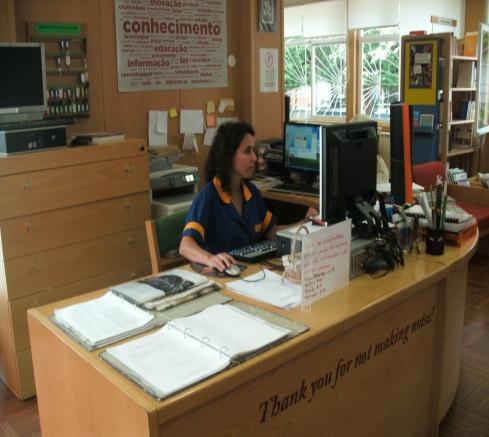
[255,210,273,234]
[263,210,272,230]
[213,176,253,203]
[184,221,205,240]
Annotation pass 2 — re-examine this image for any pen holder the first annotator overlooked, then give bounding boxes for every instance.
[426,228,445,256]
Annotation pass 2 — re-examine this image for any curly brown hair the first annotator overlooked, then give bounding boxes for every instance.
[205,121,255,193]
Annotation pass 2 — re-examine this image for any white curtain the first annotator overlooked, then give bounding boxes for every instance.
[285,0,466,38]
[348,0,399,30]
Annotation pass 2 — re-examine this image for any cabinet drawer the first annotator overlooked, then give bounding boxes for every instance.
[4,227,149,300]
[0,193,150,260]
[0,155,149,220]
[10,260,151,352]
[0,140,146,177]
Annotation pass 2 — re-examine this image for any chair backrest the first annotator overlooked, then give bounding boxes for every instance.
[145,210,188,274]
[412,161,446,190]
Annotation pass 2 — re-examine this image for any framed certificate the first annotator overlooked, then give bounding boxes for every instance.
[259,0,277,32]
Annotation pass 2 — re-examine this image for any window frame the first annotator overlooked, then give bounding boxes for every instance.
[357,26,401,125]
[285,34,348,124]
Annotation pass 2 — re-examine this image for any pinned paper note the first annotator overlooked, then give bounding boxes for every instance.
[148,110,168,149]
[218,98,235,113]
[183,133,198,152]
[204,128,217,146]
[206,101,216,114]
[180,110,204,134]
[217,117,239,127]
[206,113,216,128]
[169,108,178,118]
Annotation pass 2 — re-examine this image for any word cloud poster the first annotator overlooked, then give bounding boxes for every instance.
[115,0,227,91]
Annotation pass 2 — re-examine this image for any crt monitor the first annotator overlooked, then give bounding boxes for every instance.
[283,122,321,174]
[0,42,47,123]
[320,121,378,227]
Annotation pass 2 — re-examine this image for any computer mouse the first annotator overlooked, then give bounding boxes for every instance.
[224,264,242,277]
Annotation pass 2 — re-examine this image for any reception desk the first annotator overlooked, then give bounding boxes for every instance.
[27,233,477,436]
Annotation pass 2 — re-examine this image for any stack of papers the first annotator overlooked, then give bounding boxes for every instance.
[52,292,157,350]
[226,269,301,309]
[102,304,291,399]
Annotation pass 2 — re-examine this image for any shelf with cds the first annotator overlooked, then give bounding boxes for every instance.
[26,22,90,120]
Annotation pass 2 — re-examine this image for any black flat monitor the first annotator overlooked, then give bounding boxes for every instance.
[0,42,47,123]
[283,122,321,174]
[320,121,378,228]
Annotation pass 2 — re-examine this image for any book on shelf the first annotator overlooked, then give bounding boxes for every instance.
[71,132,126,145]
[463,32,478,57]
[456,62,476,88]
[450,126,473,149]
[101,304,291,400]
[52,292,158,350]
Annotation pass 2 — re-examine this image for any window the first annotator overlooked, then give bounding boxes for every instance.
[285,36,347,122]
[359,26,400,121]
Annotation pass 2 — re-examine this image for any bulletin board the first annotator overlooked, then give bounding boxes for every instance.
[403,40,438,106]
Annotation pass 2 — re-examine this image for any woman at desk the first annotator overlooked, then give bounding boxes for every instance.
[179,122,317,272]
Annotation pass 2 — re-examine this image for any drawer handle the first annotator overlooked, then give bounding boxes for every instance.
[131,271,137,278]
[124,165,132,173]
[23,181,30,190]
[127,237,135,245]
[124,201,134,210]
[26,222,33,233]
[30,260,37,273]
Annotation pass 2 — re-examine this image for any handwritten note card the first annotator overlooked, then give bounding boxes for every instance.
[300,219,351,304]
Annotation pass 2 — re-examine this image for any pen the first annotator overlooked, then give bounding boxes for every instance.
[441,194,448,231]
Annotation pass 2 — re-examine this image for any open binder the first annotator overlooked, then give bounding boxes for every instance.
[101,303,305,400]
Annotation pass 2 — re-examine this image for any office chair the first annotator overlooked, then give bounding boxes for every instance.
[145,210,188,274]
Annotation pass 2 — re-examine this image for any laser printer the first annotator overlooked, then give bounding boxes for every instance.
[150,150,199,218]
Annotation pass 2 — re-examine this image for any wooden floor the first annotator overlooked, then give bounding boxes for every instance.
[0,254,488,436]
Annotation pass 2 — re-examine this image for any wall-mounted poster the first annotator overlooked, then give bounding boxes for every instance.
[114,0,227,92]
[409,43,433,88]
[476,23,489,135]
[403,39,438,106]
[259,0,277,32]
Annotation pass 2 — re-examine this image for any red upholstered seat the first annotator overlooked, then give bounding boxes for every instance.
[456,201,489,234]
[412,161,489,236]
[412,161,446,190]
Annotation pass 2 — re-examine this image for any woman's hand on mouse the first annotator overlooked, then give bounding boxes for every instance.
[305,207,319,220]
[206,252,236,272]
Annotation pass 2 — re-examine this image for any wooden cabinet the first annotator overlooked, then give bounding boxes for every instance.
[0,139,151,399]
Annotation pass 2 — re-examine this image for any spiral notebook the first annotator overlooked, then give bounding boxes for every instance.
[101,304,292,400]
[404,203,472,223]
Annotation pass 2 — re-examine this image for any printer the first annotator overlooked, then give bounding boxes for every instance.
[150,150,199,218]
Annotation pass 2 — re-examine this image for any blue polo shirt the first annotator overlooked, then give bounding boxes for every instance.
[182,177,276,254]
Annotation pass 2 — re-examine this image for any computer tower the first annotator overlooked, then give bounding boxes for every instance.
[390,102,414,205]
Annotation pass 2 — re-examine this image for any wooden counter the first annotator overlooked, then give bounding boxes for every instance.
[260,187,319,209]
[27,234,477,436]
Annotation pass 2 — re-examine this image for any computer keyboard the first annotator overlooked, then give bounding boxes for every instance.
[269,183,319,197]
[228,238,278,262]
